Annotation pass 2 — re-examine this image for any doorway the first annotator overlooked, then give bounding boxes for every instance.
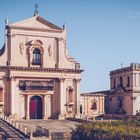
[29,96,43,119]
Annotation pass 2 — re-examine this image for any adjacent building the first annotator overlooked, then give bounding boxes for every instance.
[81,91,107,117]
[0,13,83,119]
[81,63,140,118]
[107,63,140,115]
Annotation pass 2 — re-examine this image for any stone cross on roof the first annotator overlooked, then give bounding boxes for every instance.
[34,4,39,16]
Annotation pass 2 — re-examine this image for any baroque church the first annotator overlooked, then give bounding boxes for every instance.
[0,12,83,119]
[0,8,139,121]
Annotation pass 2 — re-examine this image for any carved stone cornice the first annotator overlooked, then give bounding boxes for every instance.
[8,26,63,33]
[0,66,84,74]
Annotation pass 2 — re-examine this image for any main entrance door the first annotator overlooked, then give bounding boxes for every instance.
[29,96,43,119]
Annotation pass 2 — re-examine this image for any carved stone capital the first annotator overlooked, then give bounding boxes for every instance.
[11,34,16,38]
[58,38,64,41]
[130,96,137,101]
[10,76,17,81]
[59,78,65,82]
[73,78,81,83]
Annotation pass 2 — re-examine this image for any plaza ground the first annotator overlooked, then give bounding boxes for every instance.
[16,119,80,132]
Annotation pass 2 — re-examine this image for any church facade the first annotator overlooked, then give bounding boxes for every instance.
[0,14,83,119]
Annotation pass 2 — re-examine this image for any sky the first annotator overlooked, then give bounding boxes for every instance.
[0,0,140,93]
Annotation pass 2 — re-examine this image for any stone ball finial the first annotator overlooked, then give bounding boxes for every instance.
[63,22,66,30]
[5,17,8,25]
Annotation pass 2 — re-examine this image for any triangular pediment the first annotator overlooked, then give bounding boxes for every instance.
[10,16,62,30]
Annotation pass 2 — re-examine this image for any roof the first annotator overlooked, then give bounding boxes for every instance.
[8,15,63,31]
[110,63,140,75]
[81,90,110,96]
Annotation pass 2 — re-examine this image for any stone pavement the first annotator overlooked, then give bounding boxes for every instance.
[0,118,29,139]
[16,119,81,139]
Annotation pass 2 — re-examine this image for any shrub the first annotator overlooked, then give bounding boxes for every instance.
[71,119,140,140]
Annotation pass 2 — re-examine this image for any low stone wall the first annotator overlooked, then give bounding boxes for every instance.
[51,131,71,140]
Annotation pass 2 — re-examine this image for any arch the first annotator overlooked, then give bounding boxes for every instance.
[127,76,130,87]
[113,79,116,89]
[29,96,43,119]
[91,100,97,110]
[26,40,44,67]
[119,76,123,86]
[66,87,74,103]
[31,40,43,45]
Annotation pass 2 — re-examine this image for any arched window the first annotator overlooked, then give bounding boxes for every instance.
[91,102,97,110]
[127,76,130,87]
[120,76,123,87]
[113,79,116,89]
[32,48,41,65]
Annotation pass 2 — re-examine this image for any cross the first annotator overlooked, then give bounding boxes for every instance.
[34,4,39,16]
[121,63,123,68]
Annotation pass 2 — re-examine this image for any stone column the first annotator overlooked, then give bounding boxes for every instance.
[43,95,47,119]
[59,78,65,119]
[10,77,15,115]
[102,97,104,114]
[75,79,81,116]
[46,95,51,118]
[83,95,86,114]
[43,95,51,119]
[26,95,30,119]
[87,98,89,114]
[99,96,101,114]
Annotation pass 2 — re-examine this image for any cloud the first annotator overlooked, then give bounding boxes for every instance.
[128,11,140,18]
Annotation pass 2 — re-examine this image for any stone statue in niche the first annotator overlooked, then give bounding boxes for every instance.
[48,45,52,56]
[19,43,24,55]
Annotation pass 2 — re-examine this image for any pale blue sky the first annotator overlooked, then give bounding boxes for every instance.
[0,0,140,92]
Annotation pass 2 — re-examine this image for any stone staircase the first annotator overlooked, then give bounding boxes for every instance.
[0,114,73,140]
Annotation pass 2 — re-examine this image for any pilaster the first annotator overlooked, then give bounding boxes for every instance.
[43,95,47,119]
[26,95,30,119]
[43,95,51,119]
[55,38,59,68]
[59,78,65,119]
[74,79,81,117]
[46,95,51,118]
[10,77,16,115]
